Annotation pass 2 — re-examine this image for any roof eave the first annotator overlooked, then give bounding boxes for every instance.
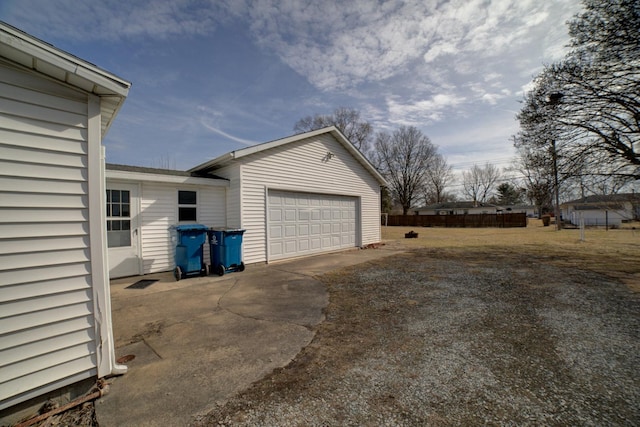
[0,22,131,137]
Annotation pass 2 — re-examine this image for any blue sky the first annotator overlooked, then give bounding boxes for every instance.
[1,0,580,180]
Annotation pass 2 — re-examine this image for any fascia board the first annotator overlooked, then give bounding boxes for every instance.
[106,169,229,186]
[0,22,130,96]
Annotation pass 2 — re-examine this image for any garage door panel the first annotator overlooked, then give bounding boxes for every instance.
[310,238,321,249]
[270,226,283,238]
[284,240,297,253]
[270,209,282,221]
[270,241,283,256]
[268,190,357,261]
[285,225,296,237]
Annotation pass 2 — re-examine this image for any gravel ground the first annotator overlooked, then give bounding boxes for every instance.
[196,247,640,426]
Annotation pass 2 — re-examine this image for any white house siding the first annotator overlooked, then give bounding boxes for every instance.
[568,209,625,227]
[219,133,381,264]
[0,63,99,409]
[134,182,226,274]
[213,163,242,229]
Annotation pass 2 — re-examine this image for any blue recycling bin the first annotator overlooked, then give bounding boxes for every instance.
[208,228,246,276]
[173,224,208,280]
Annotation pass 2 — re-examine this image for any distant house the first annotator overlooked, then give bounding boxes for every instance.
[498,205,537,217]
[414,202,536,217]
[414,201,500,215]
[561,193,640,227]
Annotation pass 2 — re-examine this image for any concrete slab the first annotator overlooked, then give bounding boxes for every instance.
[95,246,404,426]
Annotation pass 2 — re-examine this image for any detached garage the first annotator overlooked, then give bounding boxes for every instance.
[190,126,386,263]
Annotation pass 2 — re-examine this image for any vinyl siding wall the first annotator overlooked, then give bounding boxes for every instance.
[219,134,381,264]
[0,63,97,409]
[137,182,226,274]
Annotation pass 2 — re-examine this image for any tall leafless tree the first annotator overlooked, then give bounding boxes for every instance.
[294,107,373,153]
[421,153,454,204]
[515,0,639,189]
[511,143,554,216]
[462,163,501,205]
[372,126,438,215]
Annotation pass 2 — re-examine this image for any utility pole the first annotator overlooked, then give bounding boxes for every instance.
[548,92,564,231]
[551,138,561,230]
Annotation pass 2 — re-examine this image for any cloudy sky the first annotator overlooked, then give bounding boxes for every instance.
[1,0,581,186]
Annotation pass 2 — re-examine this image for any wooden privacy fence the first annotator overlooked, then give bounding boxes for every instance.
[385,213,527,228]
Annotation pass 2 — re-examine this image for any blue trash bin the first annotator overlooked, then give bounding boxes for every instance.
[208,228,246,276]
[173,224,208,280]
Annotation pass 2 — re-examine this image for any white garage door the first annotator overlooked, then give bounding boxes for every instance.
[268,190,357,260]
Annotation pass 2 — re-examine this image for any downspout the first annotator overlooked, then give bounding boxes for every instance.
[88,94,127,378]
[100,144,128,376]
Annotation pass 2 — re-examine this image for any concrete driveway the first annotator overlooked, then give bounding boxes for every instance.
[95,246,403,426]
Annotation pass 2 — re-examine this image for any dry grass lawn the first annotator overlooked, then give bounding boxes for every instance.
[382,219,640,292]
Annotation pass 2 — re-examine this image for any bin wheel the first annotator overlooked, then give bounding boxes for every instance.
[238,262,245,272]
[174,266,182,281]
[204,264,211,276]
[216,264,225,276]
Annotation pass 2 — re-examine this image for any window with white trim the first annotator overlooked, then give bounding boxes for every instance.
[178,190,197,222]
[106,189,131,247]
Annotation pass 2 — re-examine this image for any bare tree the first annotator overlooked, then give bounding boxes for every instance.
[372,126,438,215]
[421,153,454,204]
[512,143,554,217]
[515,0,639,186]
[462,163,501,204]
[294,107,373,152]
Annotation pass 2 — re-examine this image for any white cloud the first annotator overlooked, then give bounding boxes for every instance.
[4,0,233,40]
[386,93,466,126]
[199,121,257,146]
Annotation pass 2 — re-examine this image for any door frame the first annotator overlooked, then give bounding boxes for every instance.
[106,181,142,278]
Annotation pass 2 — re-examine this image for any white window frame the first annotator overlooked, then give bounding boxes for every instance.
[178,189,198,222]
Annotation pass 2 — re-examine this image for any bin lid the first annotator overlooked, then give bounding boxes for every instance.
[210,228,246,232]
[173,224,209,231]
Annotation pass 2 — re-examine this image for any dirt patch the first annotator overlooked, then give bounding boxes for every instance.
[196,247,639,426]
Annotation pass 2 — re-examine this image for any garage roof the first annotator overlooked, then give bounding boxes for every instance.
[0,21,131,137]
[189,126,387,185]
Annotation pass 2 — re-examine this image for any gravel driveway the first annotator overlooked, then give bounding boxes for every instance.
[196,247,639,426]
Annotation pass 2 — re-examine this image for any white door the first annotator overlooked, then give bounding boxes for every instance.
[106,184,141,278]
[268,190,357,261]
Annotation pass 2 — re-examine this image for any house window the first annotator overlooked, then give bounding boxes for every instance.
[106,189,131,248]
[178,190,197,222]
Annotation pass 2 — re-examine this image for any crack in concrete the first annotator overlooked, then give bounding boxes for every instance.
[216,276,321,331]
